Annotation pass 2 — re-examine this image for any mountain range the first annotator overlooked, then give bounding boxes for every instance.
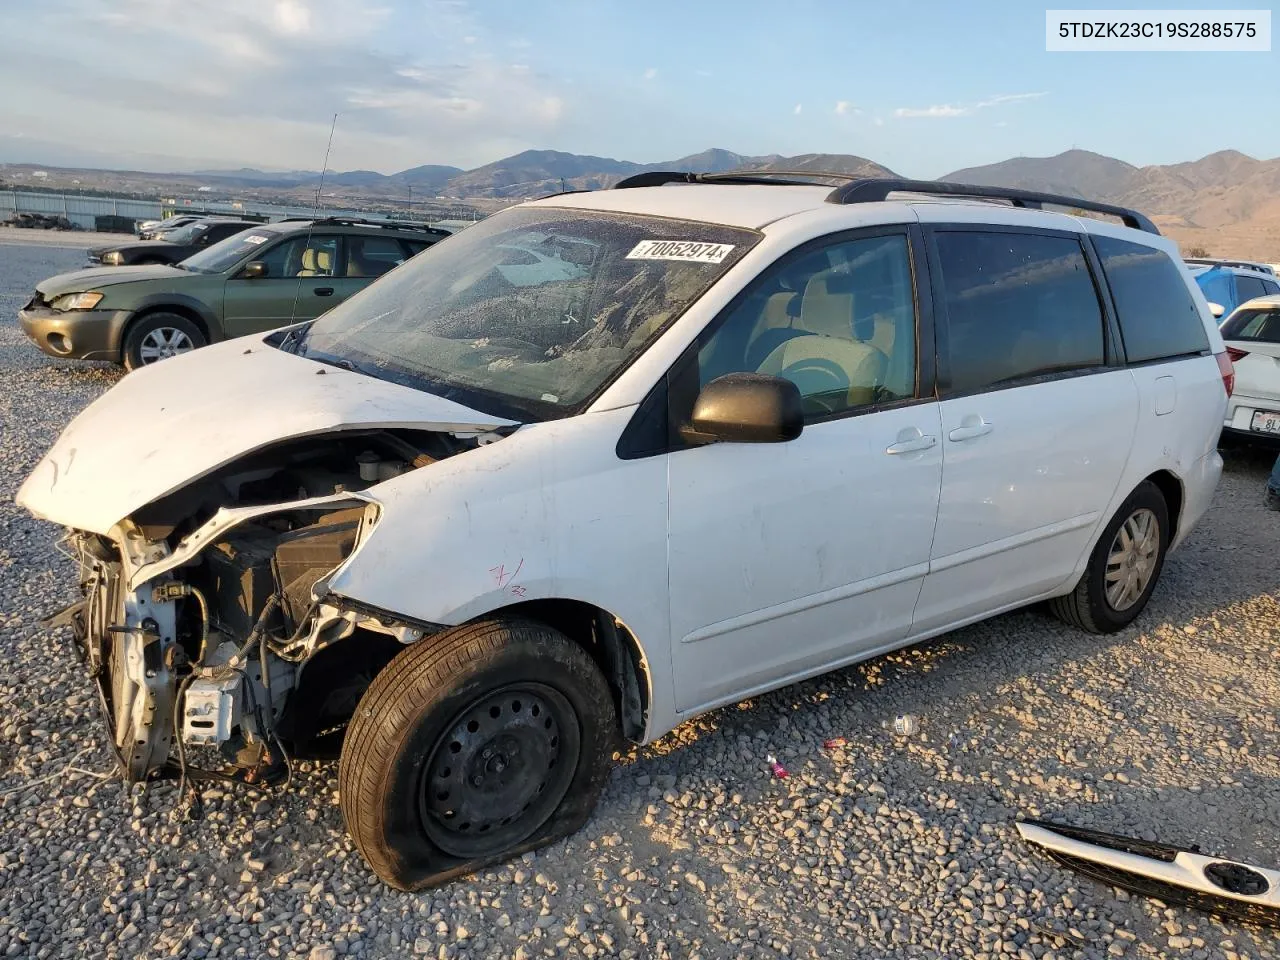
[5,144,1278,258]
[194,145,1276,257]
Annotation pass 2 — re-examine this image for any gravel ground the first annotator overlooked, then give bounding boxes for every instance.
[1,239,1279,960]
[0,227,135,249]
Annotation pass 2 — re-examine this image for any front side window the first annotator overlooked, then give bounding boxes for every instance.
[1094,235,1209,363]
[256,235,341,278]
[298,208,759,420]
[1263,280,1280,296]
[693,233,917,418]
[1221,306,1280,343]
[935,231,1105,394]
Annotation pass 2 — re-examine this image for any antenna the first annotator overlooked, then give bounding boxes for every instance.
[291,112,339,326]
[313,113,338,217]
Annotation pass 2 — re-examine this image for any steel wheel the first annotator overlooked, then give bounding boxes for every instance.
[137,327,195,363]
[419,682,579,859]
[1105,507,1160,612]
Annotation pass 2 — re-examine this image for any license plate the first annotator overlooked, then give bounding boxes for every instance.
[1251,410,1280,435]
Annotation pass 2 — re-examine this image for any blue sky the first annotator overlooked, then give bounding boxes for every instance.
[0,0,1275,176]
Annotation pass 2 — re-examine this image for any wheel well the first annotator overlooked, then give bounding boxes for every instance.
[1145,469,1184,540]
[477,599,650,743]
[126,304,211,348]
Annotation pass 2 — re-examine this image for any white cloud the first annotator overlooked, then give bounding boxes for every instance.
[976,92,1046,109]
[274,0,312,35]
[0,0,571,170]
[895,91,1046,119]
[874,116,884,127]
[643,67,657,80]
[834,100,860,116]
[793,103,803,115]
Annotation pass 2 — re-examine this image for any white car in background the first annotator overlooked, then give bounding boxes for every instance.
[1219,294,1280,444]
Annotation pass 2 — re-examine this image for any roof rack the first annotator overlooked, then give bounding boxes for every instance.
[825,179,1159,234]
[614,170,860,190]
[612,171,1160,235]
[1183,257,1275,275]
[278,215,452,236]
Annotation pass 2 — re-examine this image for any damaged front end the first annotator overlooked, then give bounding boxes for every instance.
[47,427,479,787]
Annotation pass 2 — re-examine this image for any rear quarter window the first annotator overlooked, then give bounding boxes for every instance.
[1094,236,1210,364]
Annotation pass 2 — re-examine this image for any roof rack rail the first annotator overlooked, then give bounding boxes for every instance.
[613,171,1159,234]
[825,178,1159,234]
[278,215,451,236]
[613,169,862,190]
[1183,257,1275,274]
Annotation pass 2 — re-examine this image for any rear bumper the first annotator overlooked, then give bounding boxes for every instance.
[18,306,132,362]
[1172,448,1223,551]
[1224,393,1280,432]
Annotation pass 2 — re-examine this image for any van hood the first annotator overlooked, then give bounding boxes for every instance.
[37,264,188,294]
[17,337,517,535]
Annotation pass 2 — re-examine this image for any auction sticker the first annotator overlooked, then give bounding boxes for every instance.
[243,235,269,245]
[627,240,735,264]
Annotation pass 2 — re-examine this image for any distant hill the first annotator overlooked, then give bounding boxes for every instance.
[941,147,1280,258]
[942,149,1138,201]
[8,142,1279,258]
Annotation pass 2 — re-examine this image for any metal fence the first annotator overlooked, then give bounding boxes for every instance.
[1,191,487,232]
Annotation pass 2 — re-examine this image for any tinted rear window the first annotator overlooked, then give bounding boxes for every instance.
[1094,236,1209,363]
[1221,306,1280,343]
[934,231,1105,394]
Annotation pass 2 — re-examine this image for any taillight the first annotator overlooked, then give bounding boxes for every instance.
[1215,351,1235,397]
[1226,346,1249,363]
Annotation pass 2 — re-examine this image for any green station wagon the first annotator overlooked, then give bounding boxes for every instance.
[20,217,450,369]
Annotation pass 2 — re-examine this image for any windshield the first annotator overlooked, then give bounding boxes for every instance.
[181,227,281,273]
[298,206,759,419]
[160,222,212,244]
[1221,306,1280,343]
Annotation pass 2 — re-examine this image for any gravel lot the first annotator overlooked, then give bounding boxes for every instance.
[1,233,1278,960]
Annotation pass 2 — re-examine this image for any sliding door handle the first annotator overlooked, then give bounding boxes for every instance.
[948,417,993,442]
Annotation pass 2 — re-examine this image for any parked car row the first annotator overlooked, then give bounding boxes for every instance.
[1186,257,1280,448]
[14,174,1235,891]
[21,216,449,368]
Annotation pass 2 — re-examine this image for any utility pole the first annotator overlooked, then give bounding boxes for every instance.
[407,184,413,217]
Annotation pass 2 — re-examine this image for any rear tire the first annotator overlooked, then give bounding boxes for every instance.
[1050,481,1170,634]
[121,312,206,370]
[339,619,617,891]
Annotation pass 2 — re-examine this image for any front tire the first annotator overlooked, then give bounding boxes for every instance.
[1050,481,1170,634]
[121,312,206,370]
[339,619,617,891]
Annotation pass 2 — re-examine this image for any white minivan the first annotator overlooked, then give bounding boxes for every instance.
[18,174,1231,890]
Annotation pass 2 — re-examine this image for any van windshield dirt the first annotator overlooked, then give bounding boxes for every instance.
[296,207,759,420]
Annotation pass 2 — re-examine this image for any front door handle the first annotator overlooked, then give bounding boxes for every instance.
[948,416,993,442]
[885,427,938,455]
[314,286,334,297]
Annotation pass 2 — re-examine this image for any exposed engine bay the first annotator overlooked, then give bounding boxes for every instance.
[53,428,483,788]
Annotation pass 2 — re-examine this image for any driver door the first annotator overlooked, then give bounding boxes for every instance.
[664,227,945,713]
[223,234,346,338]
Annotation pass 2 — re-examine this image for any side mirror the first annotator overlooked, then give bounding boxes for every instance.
[241,261,267,279]
[680,373,803,446]
[1207,301,1225,319]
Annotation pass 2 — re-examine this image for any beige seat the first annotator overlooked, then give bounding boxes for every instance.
[757,274,888,410]
[746,291,799,344]
[298,248,332,277]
